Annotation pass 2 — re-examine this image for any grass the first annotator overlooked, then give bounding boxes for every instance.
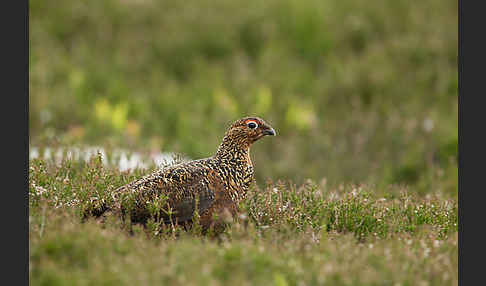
[29,153,458,285]
[29,0,458,284]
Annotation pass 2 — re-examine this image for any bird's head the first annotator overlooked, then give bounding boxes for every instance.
[228,116,276,144]
[216,117,276,156]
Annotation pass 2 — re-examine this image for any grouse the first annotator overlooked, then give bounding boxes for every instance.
[96,117,276,232]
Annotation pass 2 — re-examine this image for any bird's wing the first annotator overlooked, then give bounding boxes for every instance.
[113,164,220,224]
[158,168,218,224]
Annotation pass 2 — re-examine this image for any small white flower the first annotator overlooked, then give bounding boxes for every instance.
[423,118,434,132]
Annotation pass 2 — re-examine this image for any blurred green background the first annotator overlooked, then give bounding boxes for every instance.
[29,0,457,195]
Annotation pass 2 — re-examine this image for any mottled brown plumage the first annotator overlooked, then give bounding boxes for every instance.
[100,116,276,232]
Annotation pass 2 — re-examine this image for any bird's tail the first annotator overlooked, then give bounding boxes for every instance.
[82,198,111,220]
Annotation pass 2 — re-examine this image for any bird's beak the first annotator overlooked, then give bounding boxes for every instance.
[263,127,276,136]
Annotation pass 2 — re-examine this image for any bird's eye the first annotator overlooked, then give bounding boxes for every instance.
[247,122,258,129]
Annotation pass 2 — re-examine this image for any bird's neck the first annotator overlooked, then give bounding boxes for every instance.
[214,135,252,165]
[213,135,255,200]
